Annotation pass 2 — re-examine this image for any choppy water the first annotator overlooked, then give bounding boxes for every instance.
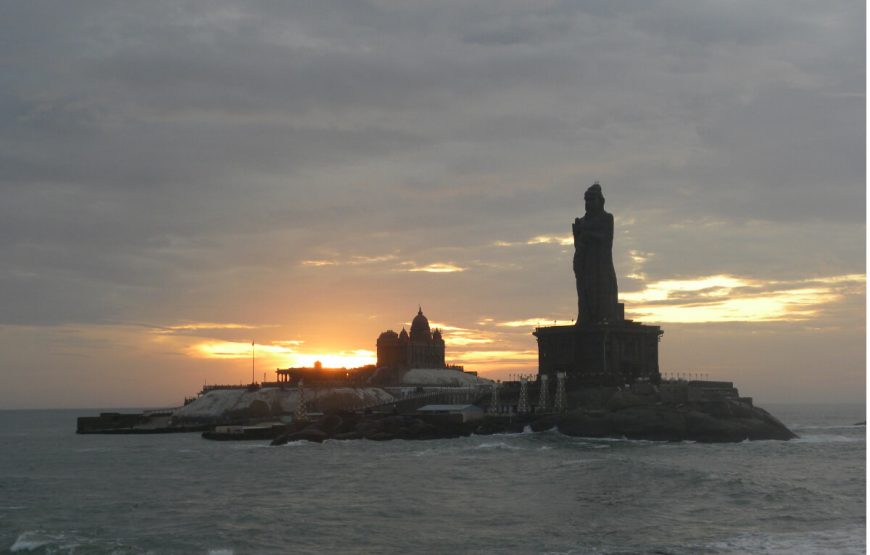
[0,404,864,554]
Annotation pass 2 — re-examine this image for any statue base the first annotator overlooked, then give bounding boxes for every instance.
[533,320,663,387]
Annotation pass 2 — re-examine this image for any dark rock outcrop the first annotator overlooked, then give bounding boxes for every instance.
[555,399,795,442]
[269,394,796,445]
[270,413,478,445]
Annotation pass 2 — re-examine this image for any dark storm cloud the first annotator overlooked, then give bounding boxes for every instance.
[0,0,863,328]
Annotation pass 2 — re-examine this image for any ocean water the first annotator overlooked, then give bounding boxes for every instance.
[0,404,864,554]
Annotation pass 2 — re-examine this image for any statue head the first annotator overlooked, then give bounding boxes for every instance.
[584,182,605,215]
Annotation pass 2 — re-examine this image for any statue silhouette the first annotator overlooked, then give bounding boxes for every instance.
[572,183,619,325]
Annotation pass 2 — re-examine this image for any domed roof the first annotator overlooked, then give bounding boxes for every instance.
[398,327,409,342]
[409,307,431,343]
[377,330,399,344]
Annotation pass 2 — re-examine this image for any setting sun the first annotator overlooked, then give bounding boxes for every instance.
[288,351,376,369]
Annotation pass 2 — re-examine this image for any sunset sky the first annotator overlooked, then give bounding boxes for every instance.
[1,1,864,408]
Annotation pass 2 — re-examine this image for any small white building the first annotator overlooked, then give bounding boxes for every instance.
[416,404,484,423]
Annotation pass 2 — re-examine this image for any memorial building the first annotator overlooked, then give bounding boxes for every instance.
[376,307,447,369]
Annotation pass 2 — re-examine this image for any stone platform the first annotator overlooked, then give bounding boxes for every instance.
[533,321,663,386]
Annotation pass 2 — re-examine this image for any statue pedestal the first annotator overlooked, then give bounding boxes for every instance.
[534,320,662,387]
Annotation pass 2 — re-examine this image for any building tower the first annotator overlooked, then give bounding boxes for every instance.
[408,307,433,368]
[432,328,446,367]
[518,377,530,414]
[538,374,549,411]
[295,379,308,422]
[554,372,567,413]
[489,384,500,414]
[376,330,402,369]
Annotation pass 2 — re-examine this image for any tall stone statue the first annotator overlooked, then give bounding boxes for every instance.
[573,183,619,325]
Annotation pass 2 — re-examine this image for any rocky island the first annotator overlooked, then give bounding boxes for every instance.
[78,182,796,444]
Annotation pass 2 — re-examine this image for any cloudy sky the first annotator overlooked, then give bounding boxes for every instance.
[1,1,864,408]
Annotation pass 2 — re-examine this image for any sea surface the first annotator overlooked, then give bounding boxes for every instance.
[0,404,864,554]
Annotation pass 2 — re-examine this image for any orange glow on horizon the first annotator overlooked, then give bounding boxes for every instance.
[188,339,536,375]
[193,341,294,360]
[451,350,538,363]
[191,340,375,369]
[288,351,376,369]
[498,318,575,328]
[405,262,465,273]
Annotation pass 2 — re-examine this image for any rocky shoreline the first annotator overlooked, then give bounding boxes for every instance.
[271,396,796,445]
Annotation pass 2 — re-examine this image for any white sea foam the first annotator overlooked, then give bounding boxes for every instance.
[557,458,595,465]
[276,440,309,447]
[227,443,273,450]
[474,441,523,450]
[10,531,64,552]
[581,442,612,449]
[794,423,864,430]
[793,434,864,444]
[208,549,234,555]
[565,435,654,444]
[707,527,865,554]
[410,443,470,457]
[7,531,125,553]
